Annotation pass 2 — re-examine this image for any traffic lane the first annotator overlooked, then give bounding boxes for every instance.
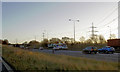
[55,50,119,62]
[30,49,119,57]
[29,49,119,62]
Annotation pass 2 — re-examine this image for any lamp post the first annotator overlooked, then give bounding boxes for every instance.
[69,19,79,43]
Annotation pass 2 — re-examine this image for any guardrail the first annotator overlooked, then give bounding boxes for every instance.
[2,57,14,72]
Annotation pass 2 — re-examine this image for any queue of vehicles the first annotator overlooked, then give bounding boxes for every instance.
[38,39,120,54]
[82,39,120,54]
[45,43,116,54]
[82,46,115,54]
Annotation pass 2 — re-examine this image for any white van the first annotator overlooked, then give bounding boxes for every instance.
[53,43,68,50]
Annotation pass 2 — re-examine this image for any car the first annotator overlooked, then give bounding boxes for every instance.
[82,46,98,54]
[59,44,68,50]
[48,44,55,48]
[98,46,115,54]
[53,45,60,50]
[52,43,68,50]
[39,47,44,50]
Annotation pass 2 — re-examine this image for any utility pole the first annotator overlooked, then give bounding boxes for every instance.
[89,22,98,41]
[69,19,79,43]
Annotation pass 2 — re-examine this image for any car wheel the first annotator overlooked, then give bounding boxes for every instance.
[94,52,97,54]
[98,51,101,53]
[89,51,91,54]
[104,51,107,54]
[112,52,114,54]
[106,51,109,54]
[109,51,113,54]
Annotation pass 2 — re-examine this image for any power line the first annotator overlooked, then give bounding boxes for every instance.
[97,8,117,26]
[98,16,118,31]
[96,4,119,27]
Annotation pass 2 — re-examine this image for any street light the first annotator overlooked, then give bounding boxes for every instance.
[69,19,79,43]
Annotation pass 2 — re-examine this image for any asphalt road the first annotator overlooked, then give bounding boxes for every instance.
[30,49,119,62]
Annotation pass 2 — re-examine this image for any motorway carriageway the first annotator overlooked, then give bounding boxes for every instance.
[29,49,119,62]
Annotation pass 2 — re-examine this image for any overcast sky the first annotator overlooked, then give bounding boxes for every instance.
[2,2,118,43]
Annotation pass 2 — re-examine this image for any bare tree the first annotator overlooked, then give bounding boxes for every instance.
[110,34,116,39]
[62,37,70,43]
[2,39,9,45]
[98,35,106,44]
[41,38,48,47]
[85,39,92,43]
[49,38,62,44]
[28,40,39,45]
[79,36,85,43]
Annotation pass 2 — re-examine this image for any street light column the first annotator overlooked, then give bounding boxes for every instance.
[69,19,79,43]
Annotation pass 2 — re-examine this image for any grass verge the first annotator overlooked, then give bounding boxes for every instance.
[2,45,118,71]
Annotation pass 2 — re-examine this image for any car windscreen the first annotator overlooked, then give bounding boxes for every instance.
[85,47,92,49]
[62,44,67,47]
[110,47,115,49]
[85,47,96,49]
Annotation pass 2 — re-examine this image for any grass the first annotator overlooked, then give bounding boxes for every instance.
[2,45,118,71]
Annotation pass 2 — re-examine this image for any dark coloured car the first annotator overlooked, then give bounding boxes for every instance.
[98,46,115,54]
[82,46,98,54]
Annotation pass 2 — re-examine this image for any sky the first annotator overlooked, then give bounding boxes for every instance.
[2,2,118,44]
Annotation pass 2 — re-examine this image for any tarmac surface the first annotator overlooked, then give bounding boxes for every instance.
[30,49,119,62]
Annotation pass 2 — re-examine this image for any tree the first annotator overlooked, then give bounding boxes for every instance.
[22,41,28,47]
[28,40,40,48]
[85,39,92,43]
[41,38,48,47]
[110,34,116,39]
[79,36,85,43]
[62,37,70,43]
[2,39,9,45]
[42,39,48,43]
[70,38,74,43]
[49,38,62,44]
[22,41,28,44]
[28,40,39,45]
[98,35,106,44]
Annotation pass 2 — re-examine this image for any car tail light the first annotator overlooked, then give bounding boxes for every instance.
[91,49,93,51]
